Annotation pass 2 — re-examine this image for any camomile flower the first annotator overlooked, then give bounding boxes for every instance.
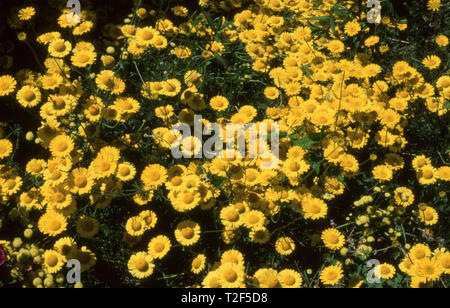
[49,134,74,157]
[76,216,100,238]
[202,270,222,288]
[278,269,303,288]
[437,252,450,274]
[220,205,242,229]
[376,263,396,279]
[191,254,207,274]
[0,139,13,159]
[422,55,441,70]
[427,0,441,11]
[275,237,296,256]
[72,247,97,271]
[372,165,393,182]
[18,7,36,21]
[16,85,41,108]
[435,34,448,47]
[217,263,245,288]
[95,70,125,95]
[437,166,450,181]
[221,250,245,268]
[37,32,61,44]
[0,75,17,96]
[254,268,280,288]
[0,176,23,196]
[67,168,93,195]
[344,20,361,36]
[171,189,201,212]
[418,206,439,226]
[38,212,67,237]
[73,21,94,36]
[301,197,328,220]
[321,228,345,250]
[135,26,159,46]
[54,237,77,258]
[320,265,343,286]
[128,252,155,279]
[412,155,431,171]
[409,244,432,262]
[26,159,46,176]
[141,164,167,189]
[417,166,438,185]
[411,257,443,281]
[210,96,229,111]
[71,50,97,67]
[174,220,201,246]
[42,250,66,274]
[241,210,267,229]
[264,87,280,100]
[116,162,136,181]
[394,187,414,207]
[48,39,72,58]
[126,216,146,237]
[139,210,158,230]
[249,227,271,244]
[147,235,171,259]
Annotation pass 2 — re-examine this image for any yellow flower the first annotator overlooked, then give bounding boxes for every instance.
[411,257,443,281]
[418,206,439,226]
[372,165,393,182]
[254,268,280,288]
[422,55,441,70]
[344,20,361,36]
[321,228,345,250]
[275,237,296,256]
[0,75,17,96]
[417,166,438,185]
[376,263,396,279]
[241,210,267,229]
[126,216,146,237]
[210,95,229,111]
[128,252,155,279]
[48,39,72,58]
[320,265,343,286]
[301,197,328,220]
[54,237,77,258]
[139,210,158,230]
[217,263,245,288]
[95,70,125,95]
[71,50,97,67]
[37,32,61,44]
[16,85,41,108]
[427,0,441,11]
[147,235,171,259]
[42,250,66,274]
[49,134,74,157]
[249,227,271,244]
[435,34,448,47]
[278,269,303,288]
[18,7,36,21]
[76,215,100,238]
[0,139,13,159]
[141,164,167,189]
[174,220,201,246]
[38,212,67,237]
[221,250,245,268]
[437,166,450,181]
[73,21,94,36]
[72,247,97,271]
[116,162,136,181]
[409,243,432,262]
[264,86,280,100]
[191,254,206,274]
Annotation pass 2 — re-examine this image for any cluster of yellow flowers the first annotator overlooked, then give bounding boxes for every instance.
[0,0,448,288]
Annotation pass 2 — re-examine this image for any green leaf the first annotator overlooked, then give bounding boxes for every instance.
[292,135,318,149]
[444,102,450,109]
[304,16,331,21]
